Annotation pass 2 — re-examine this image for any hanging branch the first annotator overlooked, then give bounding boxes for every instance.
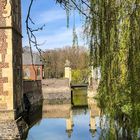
[26,0,46,64]
[25,0,97,68]
[56,0,99,18]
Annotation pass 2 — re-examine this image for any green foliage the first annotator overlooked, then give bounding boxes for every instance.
[121,103,132,115]
[55,0,140,138]
[71,69,89,84]
[86,0,140,139]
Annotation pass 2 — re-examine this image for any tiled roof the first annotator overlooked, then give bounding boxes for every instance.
[22,47,42,65]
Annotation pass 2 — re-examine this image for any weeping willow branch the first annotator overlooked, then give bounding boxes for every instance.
[56,0,99,19]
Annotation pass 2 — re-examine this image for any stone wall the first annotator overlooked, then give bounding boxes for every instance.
[0,0,13,112]
[42,79,71,104]
[0,1,28,139]
[23,80,43,105]
[0,0,23,119]
[0,117,28,140]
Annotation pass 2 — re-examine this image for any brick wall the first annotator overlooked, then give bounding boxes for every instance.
[23,65,43,80]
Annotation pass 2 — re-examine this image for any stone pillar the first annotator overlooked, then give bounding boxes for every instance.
[65,60,71,84]
[0,0,23,120]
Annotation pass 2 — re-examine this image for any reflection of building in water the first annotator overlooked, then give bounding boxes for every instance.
[72,107,88,116]
[66,110,73,138]
[42,100,73,137]
[90,111,96,130]
[88,98,100,136]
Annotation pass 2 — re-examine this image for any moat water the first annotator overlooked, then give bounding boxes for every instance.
[24,88,101,140]
[24,87,140,140]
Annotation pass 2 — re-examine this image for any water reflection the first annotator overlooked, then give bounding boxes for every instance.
[24,85,140,140]
[88,98,100,134]
[25,88,101,140]
[72,88,87,106]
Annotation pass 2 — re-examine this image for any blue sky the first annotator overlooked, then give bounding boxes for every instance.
[21,0,85,50]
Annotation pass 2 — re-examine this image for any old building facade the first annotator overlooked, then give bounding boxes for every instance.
[0,0,23,120]
[22,47,44,80]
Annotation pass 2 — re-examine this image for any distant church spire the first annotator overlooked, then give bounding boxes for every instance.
[72,10,78,48]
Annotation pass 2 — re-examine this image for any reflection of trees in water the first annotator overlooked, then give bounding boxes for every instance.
[72,88,88,106]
